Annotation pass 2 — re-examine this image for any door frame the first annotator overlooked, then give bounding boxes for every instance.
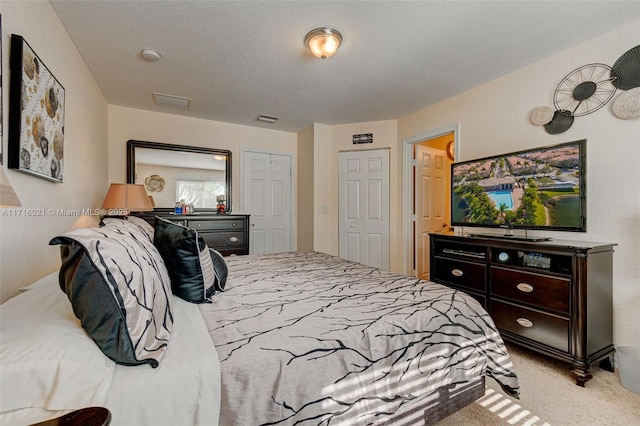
[402,124,459,276]
[240,147,296,252]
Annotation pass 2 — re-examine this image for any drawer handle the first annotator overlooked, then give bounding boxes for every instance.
[451,268,464,277]
[229,236,239,243]
[196,223,202,227]
[516,318,534,328]
[231,222,237,227]
[516,283,534,293]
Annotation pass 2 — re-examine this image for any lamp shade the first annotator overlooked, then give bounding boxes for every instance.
[101,183,153,212]
[0,167,21,207]
[305,27,343,59]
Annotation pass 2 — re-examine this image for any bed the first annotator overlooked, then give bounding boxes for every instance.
[199,251,519,425]
[0,218,519,425]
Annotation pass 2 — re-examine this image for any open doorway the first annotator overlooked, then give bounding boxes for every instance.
[402,125,458,278]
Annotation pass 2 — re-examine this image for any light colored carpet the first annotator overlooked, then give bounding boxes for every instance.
[438,344,640,425]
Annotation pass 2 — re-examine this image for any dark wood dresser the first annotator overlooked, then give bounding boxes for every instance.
[429,232,616,386]
[135,211,250,256]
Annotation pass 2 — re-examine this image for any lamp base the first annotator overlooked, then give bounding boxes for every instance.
[99,215,128,226]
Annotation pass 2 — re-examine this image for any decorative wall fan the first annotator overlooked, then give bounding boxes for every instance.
[611,45,640,90]
[532,45,639,130]
[610,45,640,120]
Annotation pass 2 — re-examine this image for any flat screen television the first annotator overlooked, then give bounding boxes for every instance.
[451,139,586,240]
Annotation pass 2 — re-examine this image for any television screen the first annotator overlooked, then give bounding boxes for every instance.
[451,139,586,232]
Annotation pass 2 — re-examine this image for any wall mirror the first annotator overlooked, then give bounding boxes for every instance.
[127,140,232,212]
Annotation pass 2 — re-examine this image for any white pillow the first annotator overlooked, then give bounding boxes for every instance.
[0,273,115,413]
[17,271,59,291]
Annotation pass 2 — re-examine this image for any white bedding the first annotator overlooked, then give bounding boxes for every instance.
[0,272,221,426]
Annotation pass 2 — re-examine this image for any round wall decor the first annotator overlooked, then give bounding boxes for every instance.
[553,63,617,117]
[544,110,574,134]
[531,106,554,125]
[611,45,640,90]
[145,174,165,192]
[612,87,640,120]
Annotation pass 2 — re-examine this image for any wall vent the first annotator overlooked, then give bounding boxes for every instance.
[152,92,191,110]
[256,114,279,124]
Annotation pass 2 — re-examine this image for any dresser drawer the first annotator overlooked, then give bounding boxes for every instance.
[187,219,245,231]
[433,257,486,292]
[200,231,244,249]
[491,267,570,314]
[490,300,569,352]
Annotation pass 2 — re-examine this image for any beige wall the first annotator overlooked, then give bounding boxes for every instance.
[398,20,640,347]
[0,1,109,302]
[311,123,333,254]
[296,124,314,251]
[108,106,297,215]
[311,121,400,258]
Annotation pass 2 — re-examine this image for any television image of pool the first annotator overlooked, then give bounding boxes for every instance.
[488,190,513,210]
[450,139,586,230]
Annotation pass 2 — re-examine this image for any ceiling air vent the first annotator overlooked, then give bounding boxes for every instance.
[152,92,191,110]
[256,114,279,124]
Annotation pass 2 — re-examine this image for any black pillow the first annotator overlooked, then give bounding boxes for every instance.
[49,226,173,368]
[154,217,217,303]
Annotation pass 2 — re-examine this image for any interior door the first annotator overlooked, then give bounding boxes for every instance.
[415,144,447,280]
[339,149,390,270]
[242,151,292,254]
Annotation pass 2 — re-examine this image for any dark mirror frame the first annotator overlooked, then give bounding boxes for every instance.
[126,139,232,213]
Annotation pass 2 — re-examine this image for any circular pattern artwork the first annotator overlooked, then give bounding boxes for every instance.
[553,63,617,117]
[544,110,574,134]
[612,87,640,120]
[531,106,554,125]
[611,45,640,90]
[145,174,165,192]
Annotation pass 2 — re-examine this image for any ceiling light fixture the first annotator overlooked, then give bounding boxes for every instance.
[304,27,343,59]
[140,48,161,62]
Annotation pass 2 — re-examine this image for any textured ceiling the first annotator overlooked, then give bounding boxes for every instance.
[50,1,640,133]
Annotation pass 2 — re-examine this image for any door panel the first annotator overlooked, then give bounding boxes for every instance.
[346,233,361,263]
[346,180,361,220]
[367,180,382,219]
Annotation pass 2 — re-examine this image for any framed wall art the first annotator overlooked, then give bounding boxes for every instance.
[8,34,65,182]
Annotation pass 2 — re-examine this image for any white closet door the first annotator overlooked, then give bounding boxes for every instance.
[243,151,292,255]
[339,149,390,270]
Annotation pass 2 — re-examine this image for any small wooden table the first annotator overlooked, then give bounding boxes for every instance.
[30,407,111,426]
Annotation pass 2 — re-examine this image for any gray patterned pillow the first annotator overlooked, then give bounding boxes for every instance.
[50,226,173,367]
[100,215,155,242]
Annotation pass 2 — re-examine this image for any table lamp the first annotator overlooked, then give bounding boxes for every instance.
[0,167,21,207]
[101,183,153,216]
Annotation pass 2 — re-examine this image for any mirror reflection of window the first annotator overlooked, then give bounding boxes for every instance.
[176,179,224,208]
